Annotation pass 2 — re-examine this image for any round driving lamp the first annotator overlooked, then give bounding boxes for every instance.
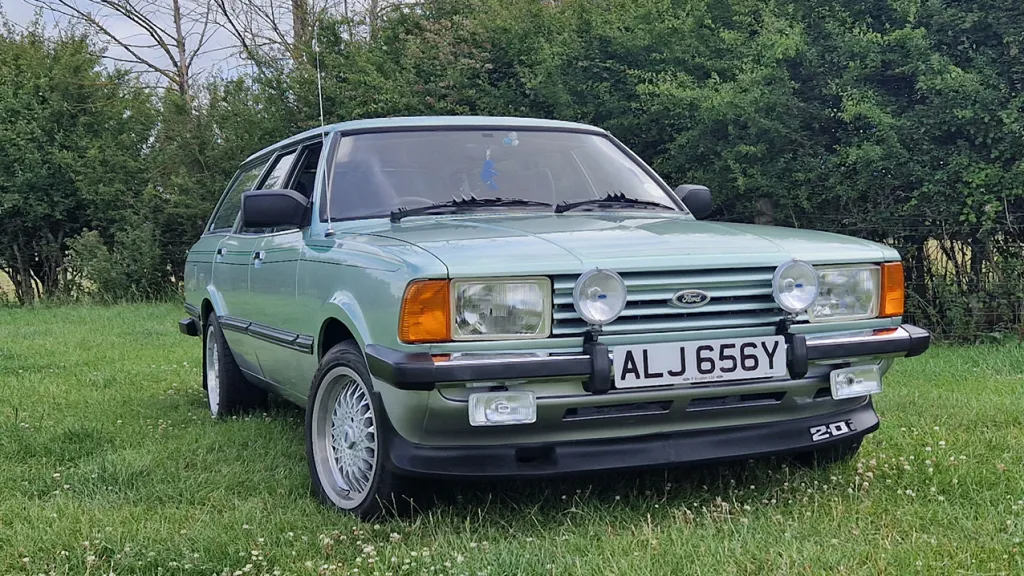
[573,268,627,326]
[772,259,818,314]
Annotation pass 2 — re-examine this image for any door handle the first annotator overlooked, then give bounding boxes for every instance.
[215,247,224,260]
[252,250,266,262]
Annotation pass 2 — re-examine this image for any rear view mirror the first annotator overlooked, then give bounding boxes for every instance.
[674,185,713,219]
[240,189,309,230]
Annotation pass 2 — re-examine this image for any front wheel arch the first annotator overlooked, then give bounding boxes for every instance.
[317,317,357,361]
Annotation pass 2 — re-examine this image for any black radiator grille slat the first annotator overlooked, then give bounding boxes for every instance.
[553,267,786,336]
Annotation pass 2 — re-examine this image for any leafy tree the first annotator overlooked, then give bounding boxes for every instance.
[143,80,302,281]
[2,0,1022,337]
[0,19,156,304]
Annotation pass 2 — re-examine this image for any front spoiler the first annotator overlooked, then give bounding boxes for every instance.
[383,398,879,478]
[366,324,931,392]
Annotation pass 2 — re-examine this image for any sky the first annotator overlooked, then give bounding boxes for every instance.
[3,0,45,25]
[2,0,243,80]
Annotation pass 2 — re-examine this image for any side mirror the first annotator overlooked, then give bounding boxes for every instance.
[674,184,713,219]
[240,189,309,229]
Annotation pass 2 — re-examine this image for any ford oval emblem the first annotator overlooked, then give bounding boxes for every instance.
[671,289,711,308]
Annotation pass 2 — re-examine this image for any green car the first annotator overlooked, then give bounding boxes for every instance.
[179,116,930,518]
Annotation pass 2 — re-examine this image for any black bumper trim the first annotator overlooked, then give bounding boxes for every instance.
[366,324,931,392]
[806,324,931,361]
[384,399,879,478]
[178,317,200,337]
[365,344,591,391]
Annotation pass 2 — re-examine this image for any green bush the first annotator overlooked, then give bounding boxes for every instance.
[4,0,1024,340]
[66,224,172,304]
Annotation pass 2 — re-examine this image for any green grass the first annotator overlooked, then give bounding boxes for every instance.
[1,304,1022,576]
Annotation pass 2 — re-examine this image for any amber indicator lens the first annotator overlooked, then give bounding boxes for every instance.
[399,280,451,343]
[880,262,905,318]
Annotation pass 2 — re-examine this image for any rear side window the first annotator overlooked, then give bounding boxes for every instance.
[208,161,268,232]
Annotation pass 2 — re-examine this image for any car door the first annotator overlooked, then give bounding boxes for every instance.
[248,140,323,393]
[206,158,270,376]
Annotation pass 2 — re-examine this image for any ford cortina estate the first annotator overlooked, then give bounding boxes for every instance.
[179,116,931,518]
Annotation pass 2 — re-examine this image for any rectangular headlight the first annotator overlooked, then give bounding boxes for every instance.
[451,277,551,340]
[809,265,880,322]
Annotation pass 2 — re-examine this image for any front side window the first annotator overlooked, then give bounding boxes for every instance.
[237,151,300,235]
[322,130,682,221]
[261,150,297,191]
[208,161,268,232]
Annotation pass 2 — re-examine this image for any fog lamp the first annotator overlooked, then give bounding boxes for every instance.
[573,268,627,326]
[773,259,818,313]
[468,391,537,426]
[830,365,882,399]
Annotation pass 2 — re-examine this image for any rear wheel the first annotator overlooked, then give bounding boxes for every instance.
[306,341,422,519]
[203,313,266,417]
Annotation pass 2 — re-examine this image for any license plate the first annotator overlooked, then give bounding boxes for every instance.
[612,336,787,388]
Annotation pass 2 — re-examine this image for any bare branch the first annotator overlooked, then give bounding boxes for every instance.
[97,0,180,66]
[32,0,218,99]
[186,0,214,71]
[34,0,180,85]
[211,0,262,65]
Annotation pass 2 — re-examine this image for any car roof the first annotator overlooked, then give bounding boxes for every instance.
[244,115,608,163]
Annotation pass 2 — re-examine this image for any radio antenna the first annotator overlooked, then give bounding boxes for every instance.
[314,9,336,237]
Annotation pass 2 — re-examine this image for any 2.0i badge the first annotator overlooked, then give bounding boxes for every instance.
[670,289,711,308]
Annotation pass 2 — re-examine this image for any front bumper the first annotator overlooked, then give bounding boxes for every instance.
[384,397,879,478]
[366,324,931,391]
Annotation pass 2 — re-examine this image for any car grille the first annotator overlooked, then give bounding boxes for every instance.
[551,267,786,336]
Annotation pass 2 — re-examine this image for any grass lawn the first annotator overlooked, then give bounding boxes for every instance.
[1,304,1022,576]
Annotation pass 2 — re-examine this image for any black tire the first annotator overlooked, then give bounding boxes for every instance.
[305,340,423,520]
[792,437,863,468]
[203,313,267,417]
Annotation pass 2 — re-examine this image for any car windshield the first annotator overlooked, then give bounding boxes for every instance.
[322,129,684,221]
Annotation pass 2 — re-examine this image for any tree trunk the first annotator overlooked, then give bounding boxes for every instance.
[292,0,310,47]
[754,197,774,226]
[172,0,190,101]
[907,239,930,327]
[968,237,985,295]
[10,244,35,306]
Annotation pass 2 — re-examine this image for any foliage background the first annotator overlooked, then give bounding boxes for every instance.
[1,0,1022,341]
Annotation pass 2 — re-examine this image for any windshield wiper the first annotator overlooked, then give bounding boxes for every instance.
[554,192,674,214]
[390,196,552,223]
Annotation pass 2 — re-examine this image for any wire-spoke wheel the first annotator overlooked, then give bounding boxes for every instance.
[306,340,423,519]
[312,367,378,508]
[203,313,265,417]
[205,325,222,416]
